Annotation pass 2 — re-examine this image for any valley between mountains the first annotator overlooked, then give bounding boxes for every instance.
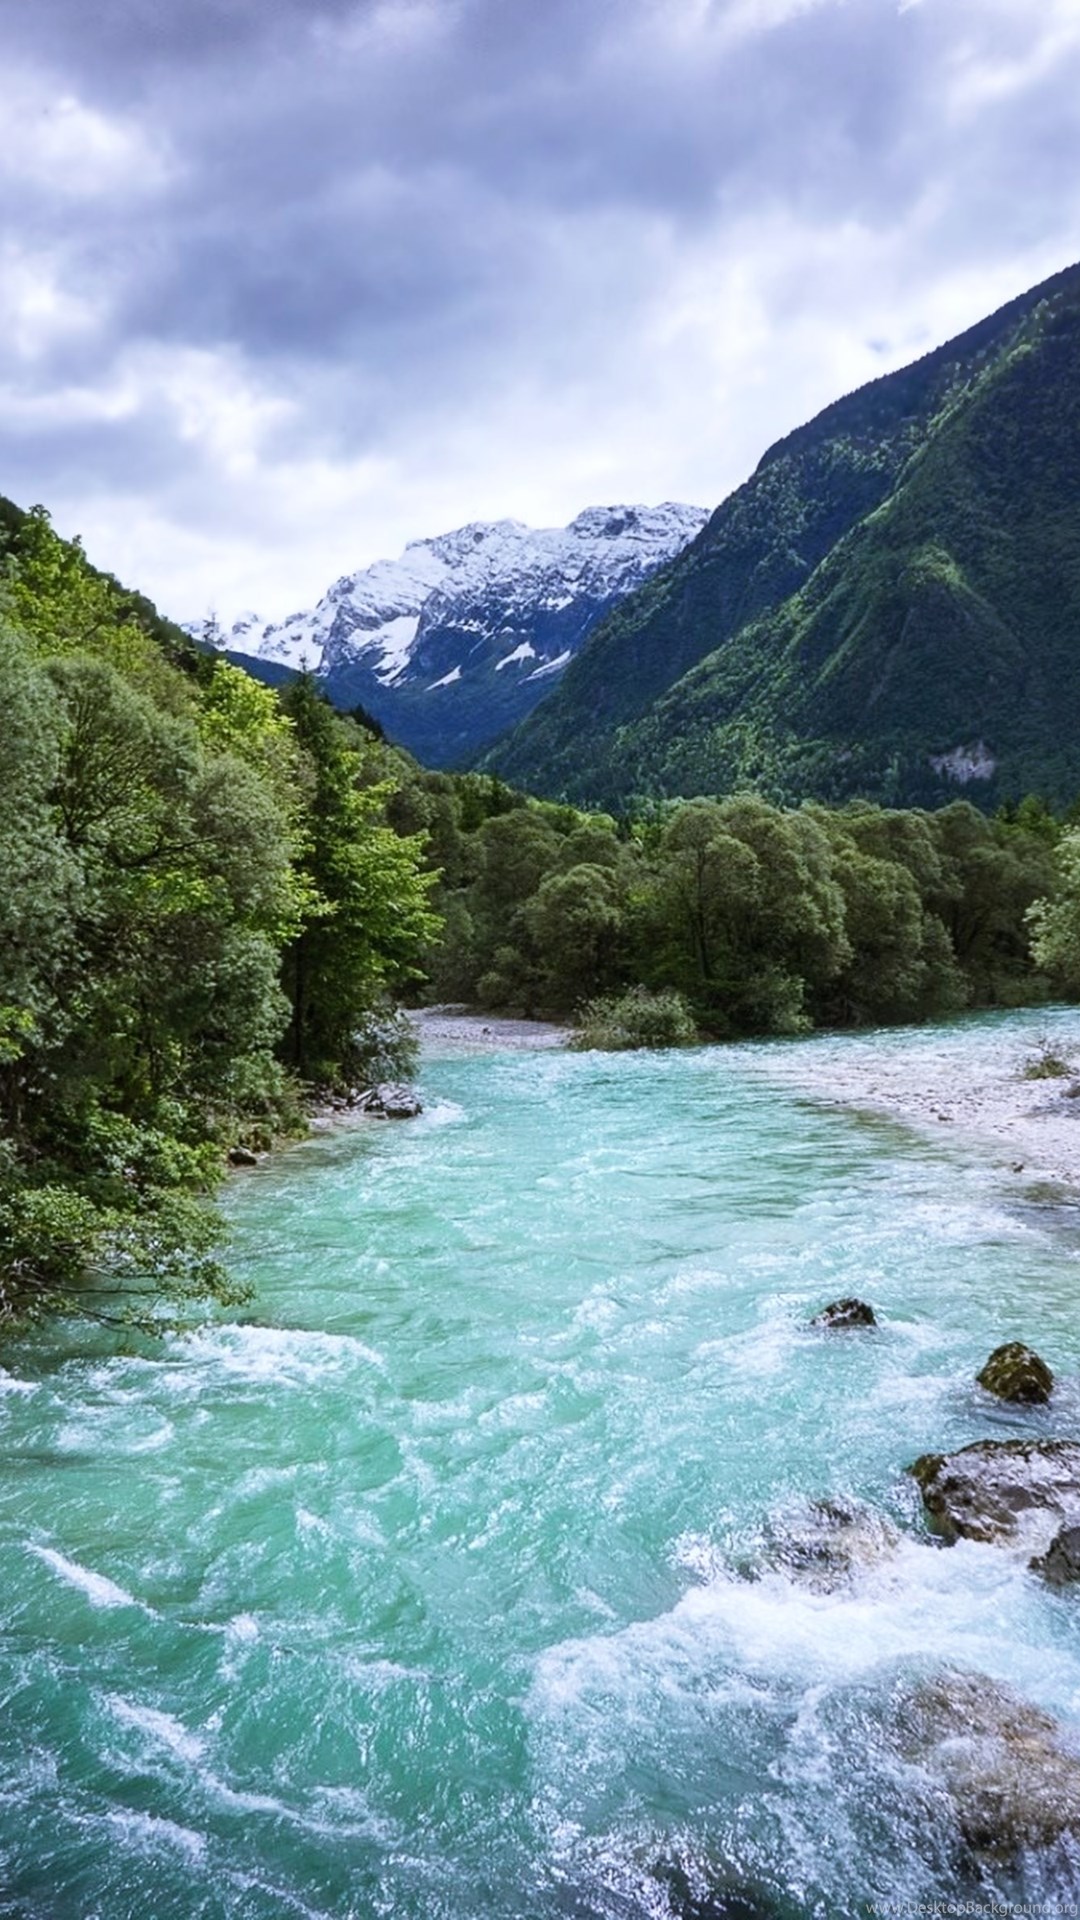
[209,259,1080,816]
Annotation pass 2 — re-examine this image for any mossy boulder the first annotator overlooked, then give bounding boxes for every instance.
[809,1297,877,1330]
[908,1438,1080,1546]
[976,1341,1053,1404]
[890,1669,1080,1862]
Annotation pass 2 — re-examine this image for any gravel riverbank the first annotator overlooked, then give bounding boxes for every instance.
[409,1005,570,1054]
[741,1011,1080,1192]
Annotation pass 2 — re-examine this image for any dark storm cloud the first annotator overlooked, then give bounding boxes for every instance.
[1,0,1078,616]
[12,0,1074,370]
[0,0,363,91]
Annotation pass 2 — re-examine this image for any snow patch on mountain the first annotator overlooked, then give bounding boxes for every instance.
[496,642,536,671]
[526,649,571,680]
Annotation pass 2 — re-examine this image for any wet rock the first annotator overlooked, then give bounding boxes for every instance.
[550,1864,782,1920]
[759,1496,899,1593]
[227,1145,259,1166]
[358,1084,423,1118]
[1030,1523,1080,1587]
[652,1858,784,1920]
[908,1438,1080,1545]
[891,1669,1080,1861]
[976,1340,1053,1404]
[809,1297,877,1329]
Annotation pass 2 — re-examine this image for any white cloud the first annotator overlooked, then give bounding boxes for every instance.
[41,204,1079,630]
[0,243,106,362]
[944,0,1080,118]
[711,0,837,37]
[0,81,172,200]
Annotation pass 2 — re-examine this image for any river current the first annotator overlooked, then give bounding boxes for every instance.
[4,1013,1080,1918]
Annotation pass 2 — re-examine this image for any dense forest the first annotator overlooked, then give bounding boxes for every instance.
[398,769,1073,1036]
[5,499,1080,1331]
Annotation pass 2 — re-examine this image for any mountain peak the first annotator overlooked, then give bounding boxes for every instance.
[209,500,707,766]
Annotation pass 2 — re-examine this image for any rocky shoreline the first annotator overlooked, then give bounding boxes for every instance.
[729,1308,1080,1876]
[295,1008,568,1139]
[743,1014,1080,1192]
[415,1007,1080,1192]
[408,1004,570,1055]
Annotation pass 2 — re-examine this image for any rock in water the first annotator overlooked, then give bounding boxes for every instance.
[652,1857,785,1920]
[758,1496,899,1593]
[976,1340,1054,1404]
[891,1669,1080,1861]
[1030,1523,1080,1587]
[360,1085,423,1119]
[809,1297,877,1329]
[227,1145,259,1166]
[908,1438,1080,1545]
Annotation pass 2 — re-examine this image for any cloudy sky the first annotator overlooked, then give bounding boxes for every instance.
[3,0,1079,625]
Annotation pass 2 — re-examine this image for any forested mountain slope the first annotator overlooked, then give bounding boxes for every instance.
[485,261,1080,810]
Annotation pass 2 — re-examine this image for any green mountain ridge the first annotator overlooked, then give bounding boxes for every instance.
[483,260,1080,810]
[0,492,206,674]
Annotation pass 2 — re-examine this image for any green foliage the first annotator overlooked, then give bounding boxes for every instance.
[2,503,201,702]
[412,768,1056,1037]
[348,1003,420,1087]
[0,518,444,1328]
[0,633,287,1324]
[624,795,845,1034]
[518,864,623,1007]
[1020,1038,1073,1080]
[572,986,698,1051]
[279,676,440,1085]
[1028,827,1080,995]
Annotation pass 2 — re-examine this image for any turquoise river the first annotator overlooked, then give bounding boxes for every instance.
[4,1010,1080,1919]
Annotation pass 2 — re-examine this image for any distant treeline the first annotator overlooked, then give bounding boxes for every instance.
[395,769,1080,1036]
[6,501,1080,1331]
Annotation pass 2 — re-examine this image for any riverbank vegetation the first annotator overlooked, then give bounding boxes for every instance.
[0,506,436,1329]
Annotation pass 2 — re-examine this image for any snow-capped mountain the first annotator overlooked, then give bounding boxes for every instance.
[205,503,708,766]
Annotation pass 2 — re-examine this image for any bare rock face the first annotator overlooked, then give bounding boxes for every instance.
[976,1341,1054,1404]
[758,1496,899,1593]
[908,1438,1080,1546]
[1030,1523,1080,1588]
[891,1670,1080,1861]
[809,1297,877,1330]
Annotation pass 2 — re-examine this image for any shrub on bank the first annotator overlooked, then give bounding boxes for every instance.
[571,986,698,1051]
